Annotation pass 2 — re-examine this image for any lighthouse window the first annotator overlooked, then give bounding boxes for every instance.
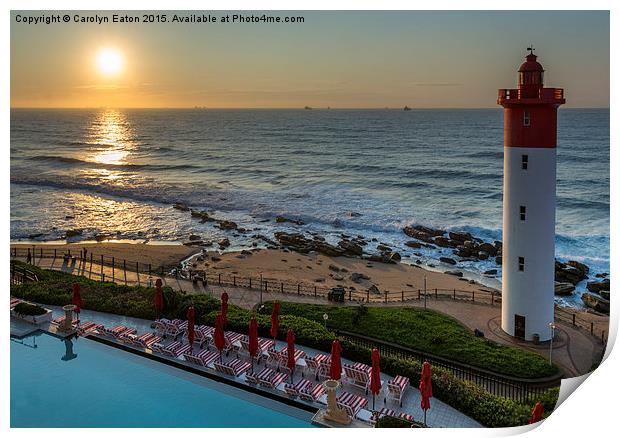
[523,111,530,126]
[518,257,525,271]
[521,154,528,170]
[520,206,526,221]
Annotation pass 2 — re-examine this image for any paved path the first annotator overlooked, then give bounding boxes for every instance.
[15,255,607,378]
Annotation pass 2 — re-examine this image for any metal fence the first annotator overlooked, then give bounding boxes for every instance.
[336,329,562,403]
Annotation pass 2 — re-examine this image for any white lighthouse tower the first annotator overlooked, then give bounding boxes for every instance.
[497,49,565,341]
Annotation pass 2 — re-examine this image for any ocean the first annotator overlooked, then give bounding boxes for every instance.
[10,108,609,308]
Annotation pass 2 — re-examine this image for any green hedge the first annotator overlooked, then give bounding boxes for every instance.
[258,301,557,379]
[10,261,558,427]
[13,302,47,316]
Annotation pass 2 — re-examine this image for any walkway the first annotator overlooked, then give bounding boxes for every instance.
[14,255,607,378]
[13,305,481,428]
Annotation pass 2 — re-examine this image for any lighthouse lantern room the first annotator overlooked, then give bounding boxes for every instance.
[497,49,565,342]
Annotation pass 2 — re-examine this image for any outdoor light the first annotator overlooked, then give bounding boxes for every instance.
[548,322,556,365]
[323,313,329,328]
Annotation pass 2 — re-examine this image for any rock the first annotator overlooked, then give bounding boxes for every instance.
[328,264,341,272]
[483,269,497,276]
[241,250,252,255]
[478,243,497,256]
[377,244,392,252]
[455,246,472,257]
[600,290,610,300]
[388,252,401,262]
[440,257,457,265]
[434,236,455,248]
[351,273,370,283]
[190,209,213,222]
[368,285,381,295]
[275,216,305,225]
[555,261,589,285]
[477,251,489,260]
[94,234,108,242]
[218,220,238,230]
[333,274,344,281]
[448,231,473,243]
[495,256,502,265]
[65,229,83,238]
[445,270,463,277]
[404,240,422,249]
[218,238,230,248]
[464,240,476,249]
[402,225,443,243]
[567,260,590,276]
[338,240,364,256]
[582,292,610,314]
[173,202,190,211]
[65,215,75,220]
[587,279,610,293]
[188,234,201,241]
[554,282,575,296]
[595,273,608,278]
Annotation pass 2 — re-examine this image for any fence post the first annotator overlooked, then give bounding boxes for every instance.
[349,289,352,301]
[472,291,475,302]
[491,292,494,305]
[90,253,93,279]
[123,260,127,285]
[418,289,420,300]
[233,276,236,287]
[591,322,594,335]
[112,257,115,282]
[218,273,221,285]
[265,281,268,292]
[101,255,104,280]
[40,248,43,259]
[367,290,370,303]
[54,248,57,259]
[148,264,152,276]
[315,286,317,298]
[249,278,252,288]
[297,284,300,295]
[435,288,437,299]
[572,314,576,326]
[385,290,388,304]
[281,282,284,294]
[453,289,456,300]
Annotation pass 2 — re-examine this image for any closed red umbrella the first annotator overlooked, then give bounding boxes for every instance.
[370,348,382,409]
[529,401,544,424]
[187,306,195,348]
[221,292,229,326]
[270,302,280,343]
[154,279,164,318]
[71,283,83,320]
[419,361,433,425]
[330,340,342,381]
[287,328,296,383]
[248,316,259,372]
[214,313,226,362]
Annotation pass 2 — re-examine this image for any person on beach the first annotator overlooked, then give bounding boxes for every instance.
[26,249,32,264]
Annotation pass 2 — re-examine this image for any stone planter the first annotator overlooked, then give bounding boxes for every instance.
[11,307,53,325]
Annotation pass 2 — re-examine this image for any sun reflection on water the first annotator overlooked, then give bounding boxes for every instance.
[87,109,134,166]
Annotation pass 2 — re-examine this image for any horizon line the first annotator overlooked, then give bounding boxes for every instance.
[10,106,609,110]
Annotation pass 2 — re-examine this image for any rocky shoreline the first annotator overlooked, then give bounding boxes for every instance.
[61,202,610,314]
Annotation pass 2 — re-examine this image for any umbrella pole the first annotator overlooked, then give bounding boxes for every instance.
[424,410,427,426]
[373,394,375,410]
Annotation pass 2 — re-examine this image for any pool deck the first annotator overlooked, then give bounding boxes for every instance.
[10,304,482,428]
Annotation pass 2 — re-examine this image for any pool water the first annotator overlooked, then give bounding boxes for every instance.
[10,332,314,427]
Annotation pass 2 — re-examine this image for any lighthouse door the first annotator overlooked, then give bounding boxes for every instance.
[514,314,526,340]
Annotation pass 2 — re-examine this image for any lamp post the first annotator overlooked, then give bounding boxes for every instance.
[548,322,556,365]
[424,275,427,310]
[323,313,329,329]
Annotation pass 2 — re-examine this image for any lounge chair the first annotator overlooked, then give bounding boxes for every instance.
[385,375,410,406]
[153,319,170,336]
[76,321,102,335]
[10,298,22,309]
[343,363,372,393]
[194,325,214,348]
[213,358,251,377]
[278,347,307,374]
[159,341,191,358]
[52,315,79,327]
[299,382,326,403]
[100,325,136,338]
[370,408,396,425]
[121,332,161,348]
[337,391,369,420]
[165,319,188,339]
[304,353,330,379]
[259,369,289,389]
[246,367,272,385]
[184,349,219,368]
[398,412,414,422]
[284,378,312,398]
[316,361,332,381]
[266,349,282,369]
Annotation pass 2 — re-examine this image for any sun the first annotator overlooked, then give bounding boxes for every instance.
[96,48,124,77]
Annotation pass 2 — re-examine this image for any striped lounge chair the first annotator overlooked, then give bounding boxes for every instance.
[158,341,191,358]
[398,412,414,422]
[153,319,170,336]
[278,347,307,374]
[337,391,369,420]
[385,375,410,406]
[299,382,326,403]
[343,362,372,393]
[76,321,102,335]
[165,319,188,339]
[284,378,312,398]
[304,353,330,379]
[266,349,282,369]
[370,408,396,425]
[121,332,162,348]
[100,325,136,338]
[258,369,289,389]
[245,367,273,385]
[10,298,22,309]
[194,325,214,348]
[316,361,332,381]
[213,358,251,377]
[184,349,219,368]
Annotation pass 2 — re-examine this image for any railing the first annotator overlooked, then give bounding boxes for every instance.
[498,88,564,103]
[10,261,39,284]
[335,329,562,403]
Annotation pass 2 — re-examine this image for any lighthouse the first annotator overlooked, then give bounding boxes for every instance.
[497,49,565,341]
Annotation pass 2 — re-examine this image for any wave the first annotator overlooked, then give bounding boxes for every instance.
[25,155,201,172]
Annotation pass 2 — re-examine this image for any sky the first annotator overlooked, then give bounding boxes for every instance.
[10,10,610,108]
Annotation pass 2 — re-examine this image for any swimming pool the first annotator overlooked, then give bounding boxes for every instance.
[11,331,315,427]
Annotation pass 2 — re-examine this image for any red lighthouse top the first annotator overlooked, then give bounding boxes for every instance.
[497,48,565,107]
[498,49,565,148]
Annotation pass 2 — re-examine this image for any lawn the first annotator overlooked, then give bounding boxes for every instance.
[262,302,558,379]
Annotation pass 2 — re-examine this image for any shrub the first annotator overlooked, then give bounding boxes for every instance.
[375,416,421,428]
[13,302,47,316]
